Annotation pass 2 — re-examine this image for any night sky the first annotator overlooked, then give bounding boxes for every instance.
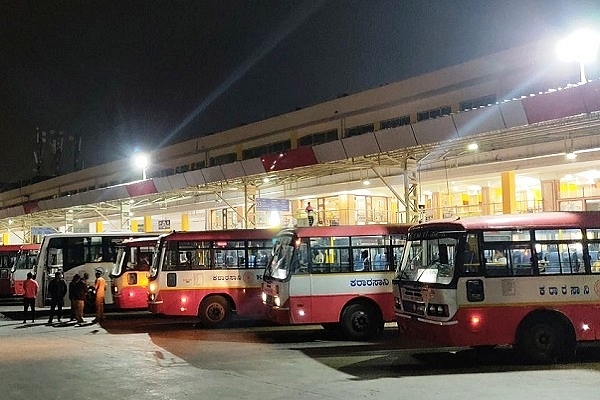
[2,1,600,183]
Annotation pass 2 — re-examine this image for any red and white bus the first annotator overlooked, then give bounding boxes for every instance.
[261,224,412,340]
[393,211,600,363]
[147,229,279,327]
[35,232,155,308]
[0,244,40,297]
[111,236,159,310]
[0,245,21,297]
[12,244,40,296]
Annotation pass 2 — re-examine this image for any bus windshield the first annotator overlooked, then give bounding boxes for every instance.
[13,252,37,272]
[264,234,296,280]
[399,234,459,285]
[111,243,154,277]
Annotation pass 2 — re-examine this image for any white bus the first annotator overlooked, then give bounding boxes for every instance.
[262,224,411,340]
[35,232,155,308]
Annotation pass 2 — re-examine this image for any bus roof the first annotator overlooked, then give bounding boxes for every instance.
[40,231,156,239]
[160,228,281,242]
[120,237,161,246]
[410,212,600,233]
[21,243,40,250]
[0,244,24,253]
[277,224,413,237]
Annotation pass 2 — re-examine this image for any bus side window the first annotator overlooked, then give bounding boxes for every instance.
[372,248,388,271]
[508,247,533,276]
[484,247,509,277]
[462,235,480,274]
[352,249,372,271]
[297,242,309,274]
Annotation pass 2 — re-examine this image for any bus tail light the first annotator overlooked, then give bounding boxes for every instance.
[469,314,482,331]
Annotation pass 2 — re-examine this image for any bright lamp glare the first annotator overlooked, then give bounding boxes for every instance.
[268,211,281,227]
[557,29,600,63]
[134,154,149,169]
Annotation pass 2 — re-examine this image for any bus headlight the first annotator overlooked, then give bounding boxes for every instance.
[427,303,449,317]
[149,282,157,293]
[261,292,267,302]
[274,296,281,307]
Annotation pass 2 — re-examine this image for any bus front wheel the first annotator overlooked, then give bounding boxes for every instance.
[198,295,231,328]
[340,302,381,341]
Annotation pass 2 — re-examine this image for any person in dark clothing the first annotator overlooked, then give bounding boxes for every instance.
[47,271,68,324]
[68,274,80,321]
[73,275,88,324]
[306,202,314,226]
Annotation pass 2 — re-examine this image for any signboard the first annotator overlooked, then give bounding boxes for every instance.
[256,198,290,212]
[31,226,59,236]
[158,220,171,230]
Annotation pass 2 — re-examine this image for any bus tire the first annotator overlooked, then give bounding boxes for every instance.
[340,302,381,341]
[198,295,231,328]
[515,314,574,364]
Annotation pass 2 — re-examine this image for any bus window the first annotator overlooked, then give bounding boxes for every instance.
[483,246,509,277]
[462,234,480,274]
[507,246,534,276]
[248,249,268,268]
[558,243,583,274]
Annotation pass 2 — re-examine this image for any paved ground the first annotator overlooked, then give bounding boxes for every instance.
[2,299,600,400]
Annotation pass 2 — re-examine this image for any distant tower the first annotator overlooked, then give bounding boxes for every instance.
[34,128,70,177]
[52,131,64,176]
[74,135,83,171]
[33,127,45,176]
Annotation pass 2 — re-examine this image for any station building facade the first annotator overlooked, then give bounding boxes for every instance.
[1,37,600,242]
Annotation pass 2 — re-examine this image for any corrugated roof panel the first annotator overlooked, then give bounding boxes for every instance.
[341,132,380,158]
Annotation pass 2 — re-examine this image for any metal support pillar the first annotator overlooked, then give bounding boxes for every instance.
[244,184,257,229]
[65,211,74,233]
[120,202,132,231]
[403,157,420,223]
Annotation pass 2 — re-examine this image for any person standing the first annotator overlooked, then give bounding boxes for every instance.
[47,271,67,324]
[93,269,106,323]
[305,202,314,226]
[312,249,324,264]
[22,272,39,323]
[361,249,371,271]
[68,274,80,321]
[73,274,87,324]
